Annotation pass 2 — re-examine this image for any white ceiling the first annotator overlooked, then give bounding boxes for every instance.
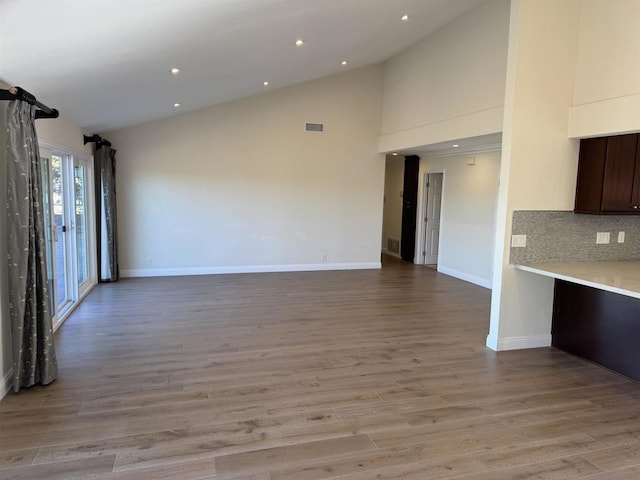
[0,0,483,133]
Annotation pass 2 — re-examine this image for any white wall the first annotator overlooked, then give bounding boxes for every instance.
[488,0,582,351]
[107,66,385,276]
[379,0,510,153]
[418,151,500,288]
[569,0,640,137]
[36,116,93,156]
[382,156,404,255]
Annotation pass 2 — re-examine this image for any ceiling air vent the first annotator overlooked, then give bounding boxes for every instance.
[305,122,324,133]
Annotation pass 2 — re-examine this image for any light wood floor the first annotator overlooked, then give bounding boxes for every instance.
[1,257,640,479]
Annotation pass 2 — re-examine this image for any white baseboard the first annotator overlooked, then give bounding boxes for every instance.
[1,369,12,401]
[437,266,492,289]
[381,249,401,259]
[486,334,552,351]
[121,262,382,278]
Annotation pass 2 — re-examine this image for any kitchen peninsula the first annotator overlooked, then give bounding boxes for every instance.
[516,261,640,382]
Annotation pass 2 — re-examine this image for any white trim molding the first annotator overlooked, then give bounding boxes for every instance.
[1,369,13,401]
[437,266,492,289]
[121,262,382,278]
[486,334,552,351]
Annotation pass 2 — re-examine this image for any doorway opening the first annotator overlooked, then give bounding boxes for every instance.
[400,155,420,263]
[381,154,421,265]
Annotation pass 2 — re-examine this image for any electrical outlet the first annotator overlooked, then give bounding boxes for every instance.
[618,231,625,243]
[596,232,610,244]
[511,234,527,248]
[144,257,153,267]
[321,253,328,263]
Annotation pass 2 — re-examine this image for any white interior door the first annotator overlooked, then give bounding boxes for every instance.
[423,173,443,265]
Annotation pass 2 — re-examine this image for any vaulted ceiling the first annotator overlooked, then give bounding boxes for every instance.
[1,0,483,132]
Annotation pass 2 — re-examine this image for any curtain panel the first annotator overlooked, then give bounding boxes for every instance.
[6,100,58,392]
[95,145,119,282]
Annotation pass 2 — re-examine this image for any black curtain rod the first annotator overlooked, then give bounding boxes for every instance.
[83,134,112,148]
[0,86,59,119]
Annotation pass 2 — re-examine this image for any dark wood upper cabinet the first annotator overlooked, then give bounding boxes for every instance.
[574,133,640,214]
[574,137,607,213]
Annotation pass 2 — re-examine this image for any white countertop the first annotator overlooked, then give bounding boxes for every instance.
[514,261,640,300]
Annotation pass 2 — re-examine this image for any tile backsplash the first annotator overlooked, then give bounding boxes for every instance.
[510,211,640,264]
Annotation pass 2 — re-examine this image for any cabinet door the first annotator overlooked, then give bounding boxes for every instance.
[633,142,640,210]
[574,137,607,213]
[601,134,639,212]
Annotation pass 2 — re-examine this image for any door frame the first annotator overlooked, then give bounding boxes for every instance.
[415,168,446,265]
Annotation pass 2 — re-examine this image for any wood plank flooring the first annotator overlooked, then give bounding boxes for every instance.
[1,256,640,479]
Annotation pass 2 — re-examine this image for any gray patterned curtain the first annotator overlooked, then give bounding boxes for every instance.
[6,100,58,392]
[98,145,119,282]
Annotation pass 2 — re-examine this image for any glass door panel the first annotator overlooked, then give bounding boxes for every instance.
[51,154,72,316]
[74,164,88,286]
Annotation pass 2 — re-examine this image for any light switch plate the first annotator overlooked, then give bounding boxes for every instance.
[511,234,527,248]
[596,232,610,244]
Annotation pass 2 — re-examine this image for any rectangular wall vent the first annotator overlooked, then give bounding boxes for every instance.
[387,237,400,255]
[305,122,324,133]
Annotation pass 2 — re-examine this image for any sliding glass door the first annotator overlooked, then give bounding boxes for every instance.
[40,147,95,327]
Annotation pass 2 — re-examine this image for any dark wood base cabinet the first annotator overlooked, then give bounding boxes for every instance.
[552,279,640,382]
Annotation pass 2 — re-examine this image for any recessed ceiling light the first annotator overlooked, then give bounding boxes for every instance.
[170,68,180,75]
[295,39,304,47]
[174,103,181,108]
[341,60,348,66]
[401,14,409,21]
[263,81,270,86]
[452,144,460,148]
[392,152,399,156]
